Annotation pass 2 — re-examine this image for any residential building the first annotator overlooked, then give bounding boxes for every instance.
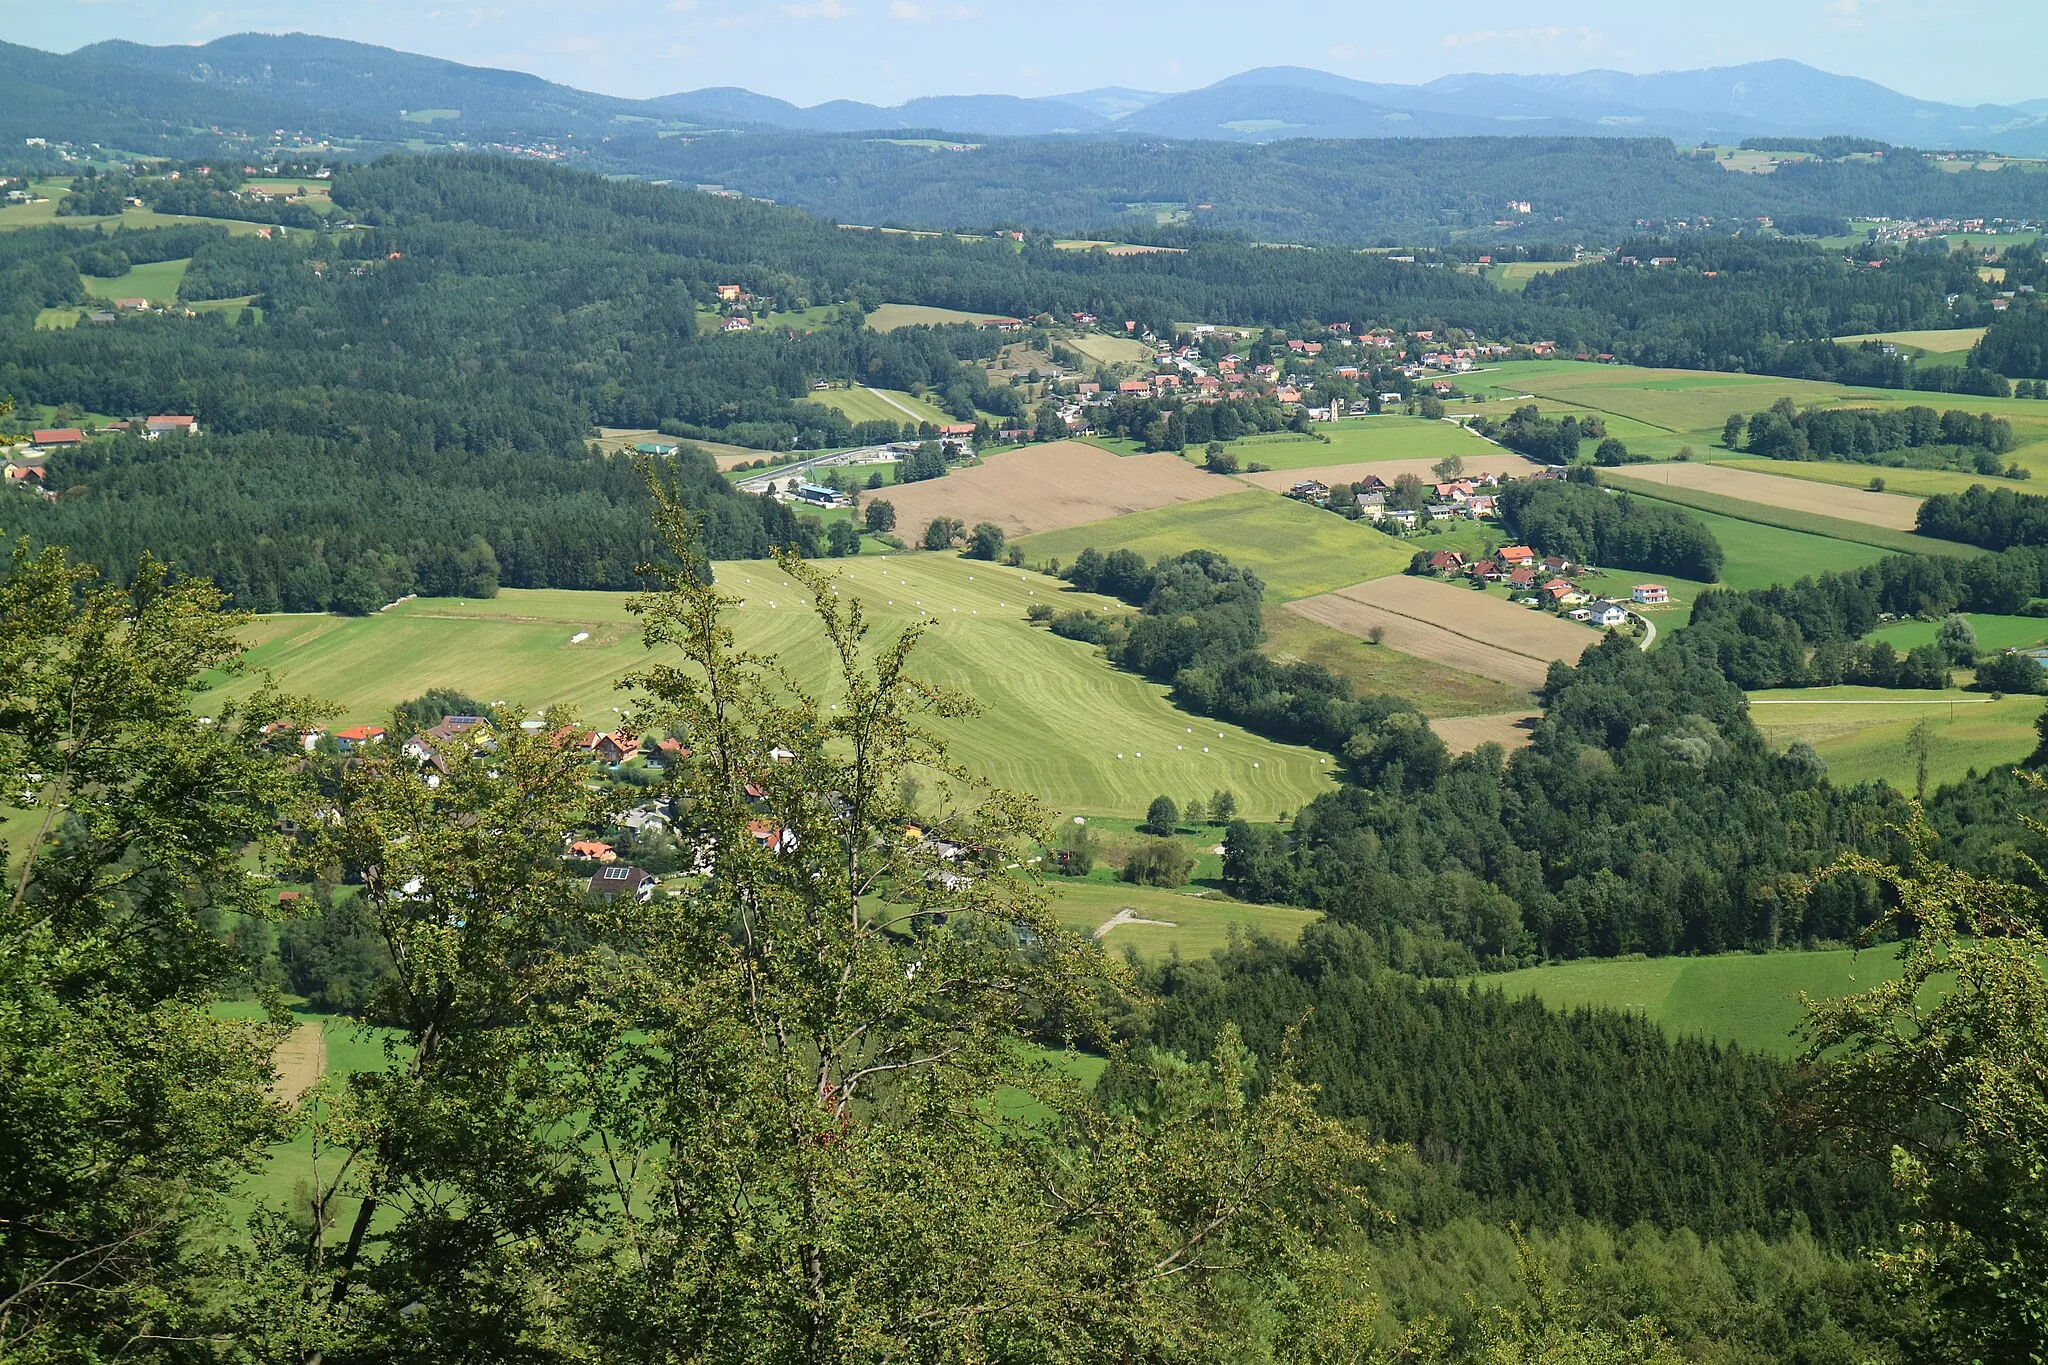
[1632,584,1670,605]
[332,725,386,751]
[587,865,657,902]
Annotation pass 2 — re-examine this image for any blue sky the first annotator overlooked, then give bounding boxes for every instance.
[7,0,2044,107]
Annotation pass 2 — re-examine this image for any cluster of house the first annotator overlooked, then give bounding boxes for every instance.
[1865,214,2040,245]
[1286,471,1504,529]
[1421,546,1668,626]
[17,416,198,452]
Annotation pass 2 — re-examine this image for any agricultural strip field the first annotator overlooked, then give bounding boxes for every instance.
[1605,477,1975,558]
[81,258,189,304]
[205,560,1338,819]
[1603,462,1923,531]
[1834,327,1986,354]
[1746,686,2041,793]
[1711,456,2029,501]
[1017,489,1414,602]
[1475,360,1894,434]
[1045,881,1318,959]
[870,441,1241,539]
[1223,418,1501,471]
[1482,946,1907,1057]
[1261,607,1529,717]
[807,386,952,426]
[1430,710,1543,753]
[865,302,1006,331]
[1236,452,1540,492]
[1636,503,1892,601]
[1284,577,1600,691]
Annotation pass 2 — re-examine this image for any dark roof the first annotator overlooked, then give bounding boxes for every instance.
[587,865,656,897]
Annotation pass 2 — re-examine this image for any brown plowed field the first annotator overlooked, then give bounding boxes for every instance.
[1431,710,1543,753]
[863,441,1242,538]
[1285,577,1598,690]
[1238,452,1541,491]
[1606,463,1922,531]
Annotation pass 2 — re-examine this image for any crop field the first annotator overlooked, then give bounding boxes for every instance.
[1713,456,2023,501]
[875,441,1241,539]
[1045,880,1318,959]
[865,303,1006,331]
[1066,333,1155,367]
[1261,607,1528,717]
[81,258,189,305]
[1834,327,1985,355]
[1237,452,1540,491]
[1747,686,2041,792]
[1430,710,1543,753]
[1284,577,1600,691]
[807,385,952,427]
[1018,489,1414,601]
[1607,478,1978,558]
[1223,418,1503,471]
[1872,612,2048,654]
[1482,946,1908,1057]
[1603,460,1923,531]
[206,561,1337,819]
[1479,360,1885,434]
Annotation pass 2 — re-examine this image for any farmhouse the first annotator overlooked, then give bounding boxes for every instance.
[1496,546,1536,567]
[31,428,86,449]
[583,729,637,763]
[145,415,198,437]
[587,865,657,902]
[1427,550,1467,573]
[1287,479,1331,504]
[1632,583,1670,605]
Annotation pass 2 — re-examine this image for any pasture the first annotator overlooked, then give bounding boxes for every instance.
[81,257,189,305]
[1747,686,2041,793]
[808,385,952,427]
[1484,260,1583,290]
[1652,502,1891,593]
[1045,880,1318,959]
[873,441,1241,540]
[1223,418,1506,472]
[1482,946,1907,1057]
[1872,612,2048,654]
[1261,607,1529,717]
[1284,577,1600,691]
[1017,488,1414,602]
[206,560,1338,820]
[1066,333,1154,368]
[865,303,1006,331]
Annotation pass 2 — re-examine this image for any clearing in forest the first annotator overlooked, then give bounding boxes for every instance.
[866,441,1240,539]
[865,303,1009,331]
[1604,463,1924,532]
[1285,577,1599,691]
[1431,710,1543,753]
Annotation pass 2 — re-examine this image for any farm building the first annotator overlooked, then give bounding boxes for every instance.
[145,415,198,436]
[31,428,86,448]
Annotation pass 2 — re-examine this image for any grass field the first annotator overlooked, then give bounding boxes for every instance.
[1482,947,1908,1056]
[1603,460,1923,531]
[1045,880,1318,958]
[1018,489,1414,602]
[1873,612,2048,654]
[1713,456,2027,501]
[1261,607,1528,717]
[807,386,953,427]
[0,179,280,237]
[1660,502,1892,591]
[81,257,189,305]
[205,561,1337,819]
[1222,418,1502,471]
[1747,685,2041,792]
[865,303,1006,331]
[1484,260,1583,290]
[1066,333,1155,367]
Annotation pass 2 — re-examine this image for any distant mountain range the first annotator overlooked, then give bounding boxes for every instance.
[5,32,2048,155]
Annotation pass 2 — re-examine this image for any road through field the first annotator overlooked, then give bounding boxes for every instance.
[1607,463,1924,531]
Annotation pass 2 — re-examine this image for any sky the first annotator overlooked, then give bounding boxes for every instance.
[5,0,2044,108]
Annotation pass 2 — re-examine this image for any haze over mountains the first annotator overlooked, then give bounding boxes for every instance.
[7,32,2048,155]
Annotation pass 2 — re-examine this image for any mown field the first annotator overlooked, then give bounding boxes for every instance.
[1017,489,1414,602]
[1262,606,1528,717]
[806,385,951,426]
[1834,326,1985,356]
[1713,456,2024,501]
[1045,880,1318,959]
[1484,260,1583,290]
[1873,612,2048,654]
[1747,685,2041,792]
[80,257,190,304]
[205,559,1338,820]
[1221,418,1496,471]
[1482,946,1908,1057]
[1066,333,1154,367]
[865,302,1003,331]
[1608,478,1975,559]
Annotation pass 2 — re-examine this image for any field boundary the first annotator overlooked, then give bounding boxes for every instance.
[1604,475,1980,558]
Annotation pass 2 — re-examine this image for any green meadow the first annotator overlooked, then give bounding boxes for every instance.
[1873,612,2048,654]
[806,385,952,426]
[1747,685,2042,792]
[1606,476,1975,558]
[1221,417,1496,470]
[1018,490,1414,601]
[81,257,190,304]
[0,179,279,237]
[1481,946,1908,1057]
[1713,456,2027,501]
[1261,605,1529,717]
[1045,880,1318,960]
[206,558,1337,820]
[1483,260,1584,290]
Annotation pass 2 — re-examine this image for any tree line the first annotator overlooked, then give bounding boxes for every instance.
[1498,478,1725,581]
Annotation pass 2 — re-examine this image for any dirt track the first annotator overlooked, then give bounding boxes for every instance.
[861,441,1241,538]
[1285,577,1599,691]
[1606,463,1923,531]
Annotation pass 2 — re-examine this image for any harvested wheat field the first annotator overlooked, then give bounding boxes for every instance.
[1606,463,1922,531]
[865,441,1242,538]
[1286,578,1597,690]
[1431,709,1544,753]
[1237,452,1541,491]
[269,1022,329,1102]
